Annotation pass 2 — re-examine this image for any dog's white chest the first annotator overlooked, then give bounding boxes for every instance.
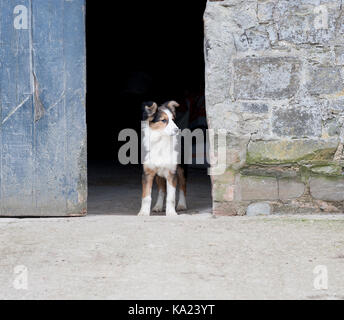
[143,128,178,175]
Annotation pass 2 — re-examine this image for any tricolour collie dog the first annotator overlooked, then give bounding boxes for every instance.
[138,101,187,216]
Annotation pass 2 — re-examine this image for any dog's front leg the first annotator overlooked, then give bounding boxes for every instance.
[176,165,187,211]
[138,170,155,216]
[153,176,166,212]
[166,172,178,216]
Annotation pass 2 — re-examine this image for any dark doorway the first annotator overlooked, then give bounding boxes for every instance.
[86,0,211,215]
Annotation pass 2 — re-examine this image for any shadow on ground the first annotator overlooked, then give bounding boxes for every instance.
[88,162,212,216]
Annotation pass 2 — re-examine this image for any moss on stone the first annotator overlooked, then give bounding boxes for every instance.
[240,166,300,178]
[300,160,343,177]
[247,140,339,165]
[310,165,342,175]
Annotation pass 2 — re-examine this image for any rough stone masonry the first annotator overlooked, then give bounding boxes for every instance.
[204,0,344,215]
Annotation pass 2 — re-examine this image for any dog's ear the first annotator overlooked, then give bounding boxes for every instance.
[164,101,180,118]
[142,101,158,120]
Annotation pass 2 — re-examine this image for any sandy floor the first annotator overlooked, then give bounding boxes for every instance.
[0,214,344,299]
[0,165,344,300]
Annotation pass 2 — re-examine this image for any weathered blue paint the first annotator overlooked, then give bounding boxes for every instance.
[0,0,87,216]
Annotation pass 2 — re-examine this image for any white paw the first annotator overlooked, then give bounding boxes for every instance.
[166,209,178,217]
[152,204,164,212]
[176,203,187,211]
[138,210,150,216]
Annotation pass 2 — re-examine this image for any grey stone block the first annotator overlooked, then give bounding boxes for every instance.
[246,202,272,216]
[232,1,258,30]
[272,107,322,137]
[258,2,275,23]
[239,176,278,201]
[275,1,338,45]
[242,102,269,113]
[233,57,301,100]
[310,176,344,201]
[323,119,341,137]
[307,66,344,95]
[278,179,305,200]
[335,46,344,65]
[329,99,344,112]
[234,28,271,51]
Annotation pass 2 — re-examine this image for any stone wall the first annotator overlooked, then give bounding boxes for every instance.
[204,0,344,215]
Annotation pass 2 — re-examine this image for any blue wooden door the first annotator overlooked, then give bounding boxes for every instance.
[0,0,87,216]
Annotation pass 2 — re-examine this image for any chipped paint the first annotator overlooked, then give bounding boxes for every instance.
[0,0,87,216]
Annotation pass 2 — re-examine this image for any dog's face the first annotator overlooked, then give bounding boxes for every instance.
[142,101,180,136]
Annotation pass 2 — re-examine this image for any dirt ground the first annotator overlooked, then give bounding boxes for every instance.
[0,214,344,300]
[0,165,344,300]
